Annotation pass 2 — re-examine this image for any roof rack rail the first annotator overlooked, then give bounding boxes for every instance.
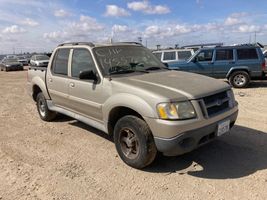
[58,42,95,47]
[114,42,143,46]
[232,42,264,48]
[181,43,223,48]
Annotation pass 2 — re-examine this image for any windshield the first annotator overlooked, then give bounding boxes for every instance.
[36,55,49,60]
[93,45,166,75]
[3,58,18,63]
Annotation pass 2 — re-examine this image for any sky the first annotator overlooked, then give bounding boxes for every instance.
[0,0,267,54]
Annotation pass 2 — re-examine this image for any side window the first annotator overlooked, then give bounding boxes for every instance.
[153,52,162,60]
[163,51,176,61]
[52,49,70,76]
[177,51,192,60]
[196,50,213,62]
[71,49,96,78]
[215,49,233,61]
[237,48,258,60]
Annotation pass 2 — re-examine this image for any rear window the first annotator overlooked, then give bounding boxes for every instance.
[216,49,233,61]
[237,48,258,60]
[177,51,192,60]
[52,49,70,75]
[163,51,176,61]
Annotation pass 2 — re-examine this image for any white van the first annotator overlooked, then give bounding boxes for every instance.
[152,49,195,63]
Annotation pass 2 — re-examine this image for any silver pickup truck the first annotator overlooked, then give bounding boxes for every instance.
[27,42,238,168]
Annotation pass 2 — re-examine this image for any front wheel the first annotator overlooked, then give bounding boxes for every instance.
[229,71,250,88]
[114,115,157,169]
[36,93,57,121]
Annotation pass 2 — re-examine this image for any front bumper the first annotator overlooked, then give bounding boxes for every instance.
[144,104,238,156]
[153,110,238,156]
[6,65,23,71]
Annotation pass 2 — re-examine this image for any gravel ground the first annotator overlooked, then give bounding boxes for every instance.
[0,70,267,200]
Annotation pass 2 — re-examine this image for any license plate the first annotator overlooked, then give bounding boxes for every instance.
[217,120,230,136]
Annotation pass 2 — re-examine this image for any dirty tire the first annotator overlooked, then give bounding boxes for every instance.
[114,115,157,169]
[229,71,250,88]
[36,92,57,121]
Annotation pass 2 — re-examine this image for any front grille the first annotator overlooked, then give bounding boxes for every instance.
[200,91,230,117]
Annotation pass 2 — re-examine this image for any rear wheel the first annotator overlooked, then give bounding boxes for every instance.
[229,71,250,88]
[114,115,157,169]
[36,93,57,121]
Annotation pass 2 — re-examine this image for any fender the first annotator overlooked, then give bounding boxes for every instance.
[31,76,50,100]
[102,93,157,125]
[226,66,250,78]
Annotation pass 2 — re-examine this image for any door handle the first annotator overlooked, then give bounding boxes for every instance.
[48,78,53,82]
[229,61,235,64]
[69,82,75,88]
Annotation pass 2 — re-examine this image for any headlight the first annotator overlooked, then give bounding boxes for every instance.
[157,101,196,120]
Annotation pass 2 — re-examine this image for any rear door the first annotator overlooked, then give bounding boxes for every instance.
[236,48,262,77]
[67,48,105,121]
[46,48,71,108]
[213,49,235,78]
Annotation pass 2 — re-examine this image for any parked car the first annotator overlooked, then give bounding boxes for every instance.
[30,55,50,67]
[17,56,29,66]
[27,42,238,168]
[263,49,267,73]
[5,55,17,59]
[152,49,194,64]
[0,57,23,71]
[168,44,266,88]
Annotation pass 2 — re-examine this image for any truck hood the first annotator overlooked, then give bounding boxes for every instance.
[112,70,230,100]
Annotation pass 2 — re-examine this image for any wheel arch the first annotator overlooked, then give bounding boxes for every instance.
[103,94,157,136]
[226,67,250,79]
[31,77,50,101]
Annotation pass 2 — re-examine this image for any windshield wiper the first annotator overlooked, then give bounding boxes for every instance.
[109,68,149,75]
[109,69,136,75]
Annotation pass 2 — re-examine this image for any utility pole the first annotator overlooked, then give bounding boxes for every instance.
[254,31,257,43]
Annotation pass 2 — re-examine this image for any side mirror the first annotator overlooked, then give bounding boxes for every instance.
[192,57,197,63]
[79,70,98,81]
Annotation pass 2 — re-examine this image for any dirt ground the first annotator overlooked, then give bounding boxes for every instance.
[0,70,267,200]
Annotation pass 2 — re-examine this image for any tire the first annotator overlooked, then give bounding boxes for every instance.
[114,115,157,169]
[36,93,57,121]
[229,71,250,88]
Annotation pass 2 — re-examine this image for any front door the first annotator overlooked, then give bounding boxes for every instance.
[67,48,104,121]
[189,49,214,76]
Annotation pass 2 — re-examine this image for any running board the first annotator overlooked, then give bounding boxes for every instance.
[47,100,108,133]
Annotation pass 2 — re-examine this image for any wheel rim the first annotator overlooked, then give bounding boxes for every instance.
[233,74,246,86]
[38,98,46,117]
[119,128,140,160]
